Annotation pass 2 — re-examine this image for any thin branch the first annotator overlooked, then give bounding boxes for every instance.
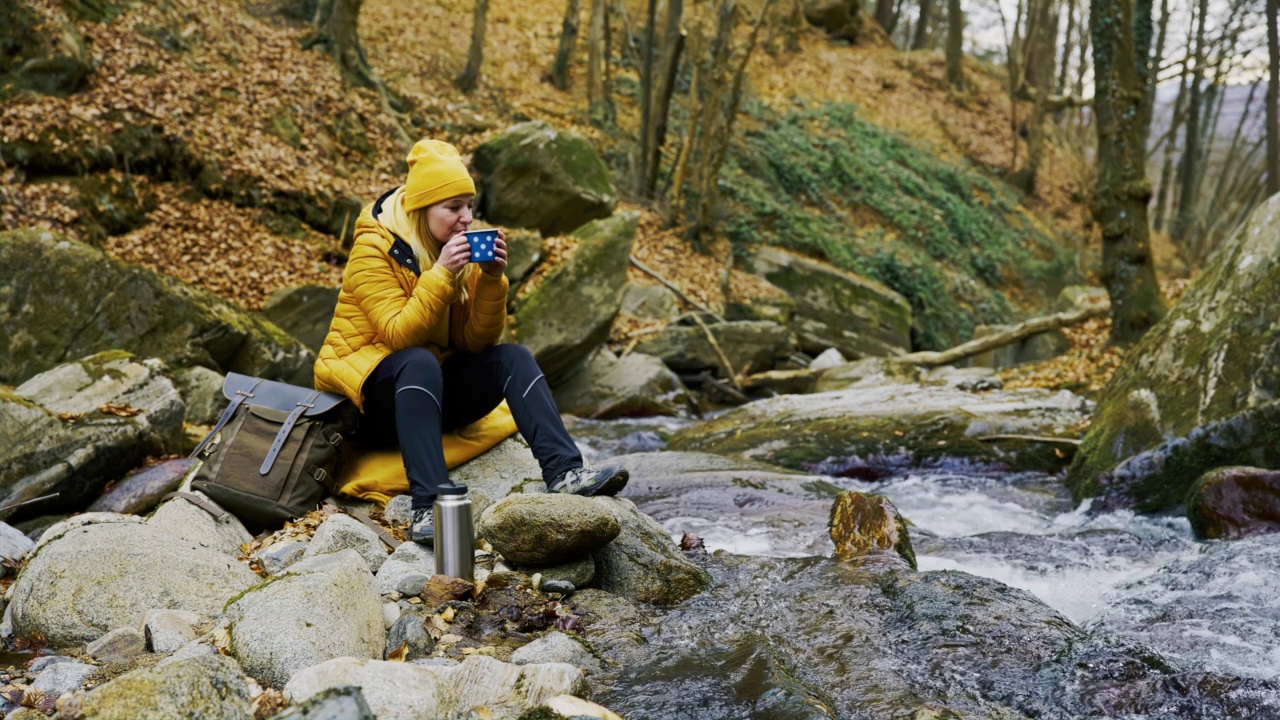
[628,255,725,321]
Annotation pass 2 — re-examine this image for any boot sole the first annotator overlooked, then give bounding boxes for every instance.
[592,469,629,497]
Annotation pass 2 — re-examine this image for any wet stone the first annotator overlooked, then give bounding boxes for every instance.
[828,491,916,569]
[420,576,475,608]
[1187,467,1280,540]
[540,580,575,595]
[396,574,431,597]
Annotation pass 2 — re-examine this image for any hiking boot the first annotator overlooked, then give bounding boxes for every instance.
[546,465,629,497]
[409,506,434,545]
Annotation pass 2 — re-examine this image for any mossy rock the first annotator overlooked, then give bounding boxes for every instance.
[1067,195,1280,512]
[2,5,92,97]
[473,121,617,236]
[829,490,916,568]
[1186,466,1280,541]
[0,229,314,386]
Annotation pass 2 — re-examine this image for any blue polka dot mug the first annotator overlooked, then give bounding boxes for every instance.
[463,229,500,263]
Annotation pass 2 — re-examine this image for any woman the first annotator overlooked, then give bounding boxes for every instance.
[314,139,627,544]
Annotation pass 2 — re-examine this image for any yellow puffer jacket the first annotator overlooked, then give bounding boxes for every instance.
[314,198,509,411]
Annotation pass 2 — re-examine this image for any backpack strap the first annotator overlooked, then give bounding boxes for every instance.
[261,389,323,475]
[162,491,231,522]
[190,378,264,458]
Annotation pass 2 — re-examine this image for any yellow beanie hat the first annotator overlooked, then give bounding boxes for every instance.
[402,139,476,212]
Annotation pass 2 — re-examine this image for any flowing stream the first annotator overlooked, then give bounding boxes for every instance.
[572,415,1280,709]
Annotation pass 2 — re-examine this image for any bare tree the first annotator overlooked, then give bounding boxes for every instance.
[1091,0,1166,344]
[912,0,934,49]
[1269,0,1280,194]
[587,0,613,124]
[946,0,965,89]
[638,0,685,197]
[550,0,583,89]
[455,0,489,93]
[875,0,897,34]
[1171,0,1208,245]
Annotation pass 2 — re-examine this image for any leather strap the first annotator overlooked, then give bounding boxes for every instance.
[325,496,402,550]
[190,378,264,458]
[261,390,322,475]
[163,491,231,522]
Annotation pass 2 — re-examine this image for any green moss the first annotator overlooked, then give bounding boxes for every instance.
[720,103,1077,349]
[81,350,136,381]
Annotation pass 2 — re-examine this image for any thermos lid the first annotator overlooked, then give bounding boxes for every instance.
[438,484,469,495]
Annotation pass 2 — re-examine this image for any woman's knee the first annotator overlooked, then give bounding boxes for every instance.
[491,343,538,370]
[388,347,443,386]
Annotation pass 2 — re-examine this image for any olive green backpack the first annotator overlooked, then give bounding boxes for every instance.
[185,373,358,532]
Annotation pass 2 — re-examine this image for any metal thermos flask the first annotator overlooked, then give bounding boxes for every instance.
[433,484,474,581]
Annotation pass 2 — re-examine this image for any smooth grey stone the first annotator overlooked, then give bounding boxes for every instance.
[86,627,146,664]
[396,574,430,597]
[540,579,575,595]
[31,660,96,697]
[260,540,309,575]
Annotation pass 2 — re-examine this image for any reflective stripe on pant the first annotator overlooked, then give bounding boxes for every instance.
[359,344,583,510]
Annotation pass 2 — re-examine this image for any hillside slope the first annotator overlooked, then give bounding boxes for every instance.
[1,0,1094,350]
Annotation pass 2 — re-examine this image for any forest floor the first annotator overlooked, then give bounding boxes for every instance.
[0,0,1192,396]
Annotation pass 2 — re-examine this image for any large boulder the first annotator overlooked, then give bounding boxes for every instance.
[147,491,254,557]
[1066,195,1280,512]
[801,0,890,45]
[591,497,710,606]
[472,122,617,236]
[261,284,340,354]
[479,494,621,566]
[632,320,796,378]
[745,246,911,359]
[0,229,314,387]
[79,654,255,720]
[226,549,386,689]
[284,655,585,719]
[0,353,185,520]
[8,518,259,646]
[1186,467,1280,541]
[668,383,1092,475]
[553,351,692,419]
[0,3,91,97]
[514,213,639,387]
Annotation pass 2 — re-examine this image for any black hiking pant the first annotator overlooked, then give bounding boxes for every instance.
[359,344,582,510]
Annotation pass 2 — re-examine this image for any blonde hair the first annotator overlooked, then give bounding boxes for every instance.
[410,207,472,305]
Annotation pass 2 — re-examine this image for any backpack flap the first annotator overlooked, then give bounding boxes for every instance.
[221,372,346,417]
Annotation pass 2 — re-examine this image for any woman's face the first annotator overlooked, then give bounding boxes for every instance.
[425,194,474,243]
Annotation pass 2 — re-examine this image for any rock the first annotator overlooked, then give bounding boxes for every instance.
[0,522,33,571]
[553,351,692,420]
[620,284,681,322]
[591,497,710,606]
[304,513,388,573]
[504,229,544,296]
[259,539,309,575]
[510,631,600,673]
[815,357,922,392]
[802,0,884,44]
[142,609,203,654]
[540,579,575,595]
[270,686,375,720]
[29,512,143,554]
[80,654,254,720]
[5,707,47,720]
[6,11,91,97]
[480,495,621,566]
[745,245,911,360]
[396,574,431,597]
[170,366,228,426]
[514,213,639,387]
[542,695,624,719]
[227,550,385,688]
[146,491,253,556]
[0,229,314,387]
[633,320,796,378]
[1067,195,1280,511]
[669,383,1092,475]
[10,521,258,646]
[383,494,413,524]
[284,655,585,719]
[828,491,916,568]
[1186,467,1280,540]
[31,661,96,699]
[86,458,197,516]
[86,627,147,664]
[472,122,616,236]
[1055,285,1109,312]
[154,639,218,669]
[516,556,595,589]
[1,353,185,520]
[448,437,544,516]
[968,323,1069,369]
[262,284,341,354]
[419,575,475,608]
[383,601,400,629]
[374,540,437,596]
[386,609,436,661]
[808,347,845,371]
[28,655,74,673]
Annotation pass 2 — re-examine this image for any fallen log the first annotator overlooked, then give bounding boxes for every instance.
[892,304,1109,368]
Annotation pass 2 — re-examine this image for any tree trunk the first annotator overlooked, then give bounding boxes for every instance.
[1056,0,1075,94]
[455,0,488,93]
[1268,0,1280,195]
[1152,59,1190,233]
[1091,0,1166,345]
[1021,0,1056,193]
[1171,0,1207,246]
[946,0,965,89]
[550,0,583,90]
[1140,0,1169,139]
[641,0,685,197]
[911,0,934,49]
[875,0,896,33]
[588,0,610,124]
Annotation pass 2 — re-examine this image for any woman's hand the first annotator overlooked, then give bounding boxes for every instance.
[438,233,472,274]
[479,230,508,277]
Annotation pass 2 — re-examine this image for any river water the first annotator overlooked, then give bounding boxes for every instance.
[574,416,1280,687]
